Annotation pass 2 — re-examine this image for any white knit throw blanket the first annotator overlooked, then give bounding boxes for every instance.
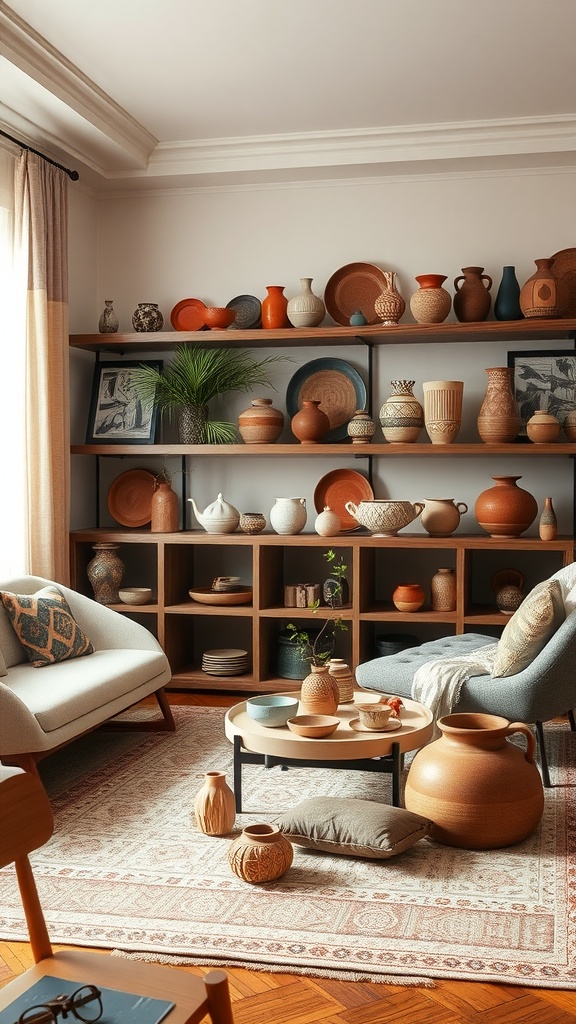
[411,644,499,728]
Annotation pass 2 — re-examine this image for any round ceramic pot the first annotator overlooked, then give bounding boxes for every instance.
[347,410,376,444]
[409,274,452,324]
[131,302,164,332]
[290,400,330,444]
[474,475,538,538]
[379,380,424,443]
[526,410,561,443]
[228,824,293,883]
[421,498,468,537]
[238,398,284,444]
[392,583,425,612]
[269,497,307,535]
[239,512,267,534]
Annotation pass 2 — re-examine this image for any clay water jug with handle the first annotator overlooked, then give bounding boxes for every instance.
[453,266,492,322]
[421,498,468,537]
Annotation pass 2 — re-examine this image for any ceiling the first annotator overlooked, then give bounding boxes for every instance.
[1,0,576,194]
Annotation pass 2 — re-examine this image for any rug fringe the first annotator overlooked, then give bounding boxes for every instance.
[111,948,434,987]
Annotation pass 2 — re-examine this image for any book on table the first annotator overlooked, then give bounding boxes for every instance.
[0,976,174,1024]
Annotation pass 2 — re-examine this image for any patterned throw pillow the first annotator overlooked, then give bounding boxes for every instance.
[0,586,94,668]
[492,578,565,678]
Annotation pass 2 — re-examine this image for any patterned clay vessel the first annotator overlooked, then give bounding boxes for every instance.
[347,409,376,444]
[421,498,468,537]
[519,258,569,318]
[326,658,355,704]
[193,771,236,836]
[477,367,521,444]
[374,271,405,325]
[422,380,464,444]
[539,497,558,540]
[87,543,124,605]
[431,568,457,612]
[290,399,330,444]
[379,380,424,443]
[474,475,538,538]
[132,302,164,332]
[228,824,293,883]
[300,663,340,716]
[98,299,119,333]
[239,512,267,534]
[287,277,325,327]
[409,275,452,324]
[261,285,289,328]
[453,267,492,322]
[238,398,284,444]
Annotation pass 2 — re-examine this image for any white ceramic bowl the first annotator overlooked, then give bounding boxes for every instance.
[118,587,153,605]
[246,694,300,727]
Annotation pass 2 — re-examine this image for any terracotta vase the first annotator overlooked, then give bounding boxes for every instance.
[539,497,558,540]
[562,409,576,440]
[193,771,236,836]
[132,302,164,332]
[477,367,521,443]
[519,258,569,318]
[494,266,522,321]
[422,380,463,444]
[347,409,376,444]
[431,568,457,611]
[86,543,124,605]
[526,410,560,444]
[290,399,330,444]
[421,498,468,537]
[404,713,544,849]
[228,824,293,883]
[238,398,284,444]
[327,658,355,704]
[409,274,452,324]
[374,271,405,325]
[261,285,289,329]
[287,277,325,327]
[269,496,307,535]
[151,479,179,532]
[453,266,492,322]
[300,663,340,716]
[379,380,424,443]
[474,475,538,538]
[392,583,425,612]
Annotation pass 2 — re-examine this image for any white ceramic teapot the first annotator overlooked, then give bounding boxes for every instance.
[188,493,240,534]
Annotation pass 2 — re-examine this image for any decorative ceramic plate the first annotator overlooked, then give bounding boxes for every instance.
[189,587,253,605]
[226,294,262,330]
[549,248,576,316]
[314,468,374,531]
[286,358,367,442]
[349,717,402,733]
[107,469,156,527]
[170,298,208,331]
[324,262,389,326]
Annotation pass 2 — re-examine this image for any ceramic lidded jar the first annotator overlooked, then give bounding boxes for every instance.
[374,271,405,325]
[193,771,236,836]
[270,496,307,535]
[379,380,424,443]
[290,399,330,444]
[421,498,468,537]
[287,277,325,327]
[474,475,538,537]
[347,409,375,444]
[477,367,521,444]
[261,285,289,328]
[526,410,560,443]
[228,824,293,883]
[409,275,452,324]
[132,302,164,332]
[519,258,568,318]
[453,267,492,322]
[238,398,284,444]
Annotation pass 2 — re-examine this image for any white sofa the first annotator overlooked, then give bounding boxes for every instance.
[0,575,174,777]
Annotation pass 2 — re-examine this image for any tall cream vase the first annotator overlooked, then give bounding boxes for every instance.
[422,380,464,445]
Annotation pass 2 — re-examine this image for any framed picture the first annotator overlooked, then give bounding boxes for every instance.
[85,360,162,444]
[507,349,576,436]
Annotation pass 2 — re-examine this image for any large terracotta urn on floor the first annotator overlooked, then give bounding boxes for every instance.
[474,475,538,537]
[404,713,544,849]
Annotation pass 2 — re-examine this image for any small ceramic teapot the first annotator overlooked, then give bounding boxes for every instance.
[188,493,240,534]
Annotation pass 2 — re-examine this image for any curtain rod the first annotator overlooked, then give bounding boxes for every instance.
[0,128,79,181]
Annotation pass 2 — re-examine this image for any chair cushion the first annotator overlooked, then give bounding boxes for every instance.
[276,796,433,859]
[0,586,94,668]
[492,578,565,678]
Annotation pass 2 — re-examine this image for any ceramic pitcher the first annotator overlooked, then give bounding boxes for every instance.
[421,498,468,537]
[269,497,307,535]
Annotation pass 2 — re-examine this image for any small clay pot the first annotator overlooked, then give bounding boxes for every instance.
[392,583,425,612]
[239,512,266,534]
[526,410,560,444]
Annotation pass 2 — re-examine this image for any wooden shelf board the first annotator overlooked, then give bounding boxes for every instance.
[71,441,576,456]
[165,602,253,615]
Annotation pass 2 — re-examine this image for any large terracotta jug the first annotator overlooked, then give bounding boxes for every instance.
[404,713,544,849]
[453,266,492,322]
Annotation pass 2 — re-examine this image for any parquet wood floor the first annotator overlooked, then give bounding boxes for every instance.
[2,692,576,1022]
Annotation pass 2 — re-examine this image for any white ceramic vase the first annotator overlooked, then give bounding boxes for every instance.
[287,278,325,328]
[270,497,307,535]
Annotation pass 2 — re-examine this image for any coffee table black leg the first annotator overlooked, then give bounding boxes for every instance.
[233,734,243,812]
[391,742,401,806]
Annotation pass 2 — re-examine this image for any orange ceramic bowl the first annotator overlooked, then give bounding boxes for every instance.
[202,306,236,329]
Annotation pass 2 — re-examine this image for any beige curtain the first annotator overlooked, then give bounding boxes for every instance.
[15,152,70,584]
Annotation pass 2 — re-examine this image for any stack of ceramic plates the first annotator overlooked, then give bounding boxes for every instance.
[202,648,249,676]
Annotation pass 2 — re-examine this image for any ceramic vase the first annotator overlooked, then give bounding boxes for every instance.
[287,277,325,327]
[422,380,463,444]
[314,506,341,537]
[322,571,349,608]
[477,367,521,444]
[327,658,355,704]
[526,410,560,443]
[474,475,538,537]
[270,496,307,535]
[494,266,522,320]
[374,271,405,325]
[238,398,284,444]
[239,512,267,534]
[404,713,544,849]
[228,824,293,883]
[453,266,492,322]
[519,258,568,318]
[261,285,289,329]
[349,309,368,326]
[421,498,468,537]
[392,583,425,612]
[379,380,424,443]
[178,403,208,444]
[87,543,124,604]
[290,399,330,444]
[98,299,119,333]
[409,274,452,324]
[300,663,340,716]
[132,302,164,332]
[562,409,576,440]
[431,568,457,612]
[347,410,375,444]
[193,771,236,836]
[539,497,558,540]
[151,479,179,532]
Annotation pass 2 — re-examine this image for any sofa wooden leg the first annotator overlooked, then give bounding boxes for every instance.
[535,721,551,788]
[105,687,176,732]
[154,687,176,731]
[0,753,41,778]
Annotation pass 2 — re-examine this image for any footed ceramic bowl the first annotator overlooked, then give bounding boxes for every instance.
[246,694,299,727]
[203,306,236,329]
[118,587,152,605]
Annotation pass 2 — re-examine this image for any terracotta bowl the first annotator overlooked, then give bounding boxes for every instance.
[287,714,340,738]
[118,587,153,605]
[202,306,236,329]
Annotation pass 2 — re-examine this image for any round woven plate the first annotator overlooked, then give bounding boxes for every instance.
[549,248,576,316]
[226,294,262,329]
[324,262,389,326]
[170,298,208,331]
[313,468,374,531]
[286,358,367,442]
[107,469,156,527]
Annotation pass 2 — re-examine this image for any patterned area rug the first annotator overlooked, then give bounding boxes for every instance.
[0,706,575,988]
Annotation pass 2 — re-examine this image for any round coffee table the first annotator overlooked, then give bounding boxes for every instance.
[224,691,433,810]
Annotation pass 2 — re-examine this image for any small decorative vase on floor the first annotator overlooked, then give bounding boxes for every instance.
[132,302,164,332]
[404,713,544,849]
[392,583,425,612]
[374,271,405,325]
[151,478,179,532]
[228,824,293,883]
[261,286,289,329]
[519,258,569,318]
[193,771,236,836]
[379,380,424,443]
[287,277,325,327]
[526,410,560,443]
[347,409,375,444]
[421,498,468,537]
[327,658,355,704]
[98,299,119,334]
[477,367,521,443]
[178,404,208,444]
[87,543,124,604]
[238,398,284,444]
[300,663,340,715]
[431,568,457,611]
[269,496,307,535]
[494,266,522,320]
[290,399,330,444]
[409,275,452,324]
[422,380,463,444]
[539,497,558,540]
[453,266,492,322]
[474,475,538,537]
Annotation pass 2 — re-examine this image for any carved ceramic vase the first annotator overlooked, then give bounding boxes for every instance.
[347,409,376,444]
[287,277,325,327]
[151,479,179,532]
[453,267,492,322]
[98,299,119,333]
[519,258,569,318]
[477,367,521,443]
[422,380,464,444]
[409,274,452,324]
[494,266,522,320]
[261,285,289,328]
[474,475,538,537]
[238,398,284,444]
[327,658,355,704]
[193,771,236,836]
[228,824,293,883]
[87,543,124,605]
[132,302,164,332]
[269,496,307,535]
[374,271,406,325]
[404,713,544,849]
[421,498,468,537]
[379,380,424,443]
[539,497,558,540]
[526,410,560,443]
[392,583,425,612]
[300,663,340,716]
[290,399,330,443]
[431,568,457,612]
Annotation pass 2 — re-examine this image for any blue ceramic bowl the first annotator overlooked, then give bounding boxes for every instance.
[246,694,299,727]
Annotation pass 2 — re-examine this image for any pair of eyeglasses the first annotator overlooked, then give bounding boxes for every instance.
[14,985,103,1024]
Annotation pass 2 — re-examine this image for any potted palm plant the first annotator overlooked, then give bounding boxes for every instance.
[130,345,285,443]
